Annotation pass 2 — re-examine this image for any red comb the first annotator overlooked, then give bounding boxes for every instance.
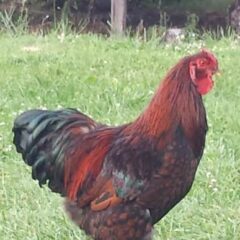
[201,49,218,65]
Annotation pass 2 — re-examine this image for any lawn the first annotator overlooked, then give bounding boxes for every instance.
[0,33,240,240]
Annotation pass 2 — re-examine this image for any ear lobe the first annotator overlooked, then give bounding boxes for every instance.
[189,62,197,84]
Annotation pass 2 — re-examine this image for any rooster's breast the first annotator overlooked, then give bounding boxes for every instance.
[137,137,199,223]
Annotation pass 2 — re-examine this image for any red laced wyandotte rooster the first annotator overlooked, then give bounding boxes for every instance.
[13,50,218,240]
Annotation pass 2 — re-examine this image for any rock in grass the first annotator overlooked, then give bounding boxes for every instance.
[163,28,185,44]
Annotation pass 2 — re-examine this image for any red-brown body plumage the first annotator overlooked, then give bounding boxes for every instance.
[13,50,218,240]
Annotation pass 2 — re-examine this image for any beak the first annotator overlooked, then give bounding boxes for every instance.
[216,70,222,76]
[215,70,221,77]
[212,65,220,76]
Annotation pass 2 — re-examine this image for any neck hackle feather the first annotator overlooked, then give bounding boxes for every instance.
[128,55,207,156]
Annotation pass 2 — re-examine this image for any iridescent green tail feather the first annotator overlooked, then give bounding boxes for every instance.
[13,108,97,195]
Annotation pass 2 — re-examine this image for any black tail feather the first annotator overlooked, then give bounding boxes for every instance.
[13,108,98,195]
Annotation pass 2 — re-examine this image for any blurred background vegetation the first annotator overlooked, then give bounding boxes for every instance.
[0,0,234,13]
[0,0,237,35]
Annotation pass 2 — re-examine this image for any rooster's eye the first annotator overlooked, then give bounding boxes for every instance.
[199,60,206,65]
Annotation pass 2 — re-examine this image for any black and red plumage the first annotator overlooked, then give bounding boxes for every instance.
[13,50,218,240]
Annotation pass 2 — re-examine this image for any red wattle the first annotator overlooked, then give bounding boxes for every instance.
[196,77,214,95]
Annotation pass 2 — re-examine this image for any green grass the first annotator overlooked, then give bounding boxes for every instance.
[0,33,240,240]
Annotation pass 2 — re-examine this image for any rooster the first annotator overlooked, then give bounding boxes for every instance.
[13,50,218,240]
